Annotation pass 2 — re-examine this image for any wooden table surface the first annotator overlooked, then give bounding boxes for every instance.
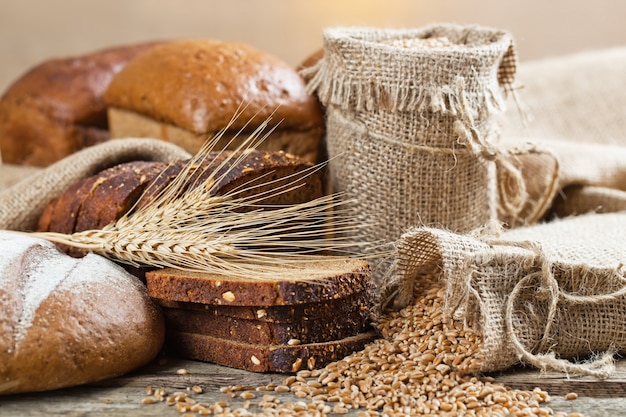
[2,354,626,416]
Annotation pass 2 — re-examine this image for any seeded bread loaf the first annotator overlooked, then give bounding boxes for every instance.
[0,41,164,166]
[166,330,377,373]
[0,231,164,394]
[103,39,325,164]
[159,289,373,345]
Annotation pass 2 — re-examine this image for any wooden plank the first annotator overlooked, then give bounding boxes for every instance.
[493,359,626,398]
[2,355,626,416]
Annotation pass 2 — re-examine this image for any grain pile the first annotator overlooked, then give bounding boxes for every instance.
[141,283,584,416]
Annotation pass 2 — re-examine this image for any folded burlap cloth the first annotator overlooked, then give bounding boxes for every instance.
[388,212,626,378]
[500,46,626,218]
[0,138,191,232]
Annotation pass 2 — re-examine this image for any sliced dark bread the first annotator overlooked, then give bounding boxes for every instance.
[166,330,377,373]
[153,288,373,324]
[145,257,372,306]
[160,297,372,345]
[135,149,322,210]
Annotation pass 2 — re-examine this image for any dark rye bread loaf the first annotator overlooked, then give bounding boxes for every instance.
[0,41,164,166]
[166,330,377,373]
[135,149,322,210]
[36,150,323,255]
[145,258,371,306]
[158,289,373,345]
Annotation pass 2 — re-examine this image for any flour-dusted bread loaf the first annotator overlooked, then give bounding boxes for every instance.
[36,150,323,249]
[0,41,164,167]
[0,231,165,395]
[103,39,325,164]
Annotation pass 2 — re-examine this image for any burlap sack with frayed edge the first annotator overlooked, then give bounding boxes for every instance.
[0,138,191,232]
[304,24,558,255]
[386,212,626,378]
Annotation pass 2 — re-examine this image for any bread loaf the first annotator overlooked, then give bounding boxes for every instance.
[36,150,323,251]
[103,39,325,164]
[0,41,164,167]
[0,231,165,394]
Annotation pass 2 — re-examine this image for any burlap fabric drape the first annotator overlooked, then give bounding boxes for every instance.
[305,24,557,258]
[501,47,626,218]
[392,212,626,378]
[0,138,191,232]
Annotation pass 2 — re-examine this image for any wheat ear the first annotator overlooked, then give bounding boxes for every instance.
[32,116,386,280]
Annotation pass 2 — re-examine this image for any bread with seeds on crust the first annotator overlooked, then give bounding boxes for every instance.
[103,39,325,164]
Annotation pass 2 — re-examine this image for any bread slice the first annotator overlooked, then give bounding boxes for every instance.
[153,288,372,324]
[159,290,373,345]
[166,330,377,373]
[103,39,325,164]
[161,307,372,346]
[145,257,372,306]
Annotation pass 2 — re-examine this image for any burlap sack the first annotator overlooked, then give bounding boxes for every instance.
[0,165,41,190]
[0,138,190,232]
[388,212,626,378]
[305,24,554,256]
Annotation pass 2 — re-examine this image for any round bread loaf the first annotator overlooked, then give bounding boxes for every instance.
[0,231,165,395]
[0,41,164,167]
[103,39,325,164]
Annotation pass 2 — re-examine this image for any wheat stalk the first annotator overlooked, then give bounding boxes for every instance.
[32,112,387,280]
